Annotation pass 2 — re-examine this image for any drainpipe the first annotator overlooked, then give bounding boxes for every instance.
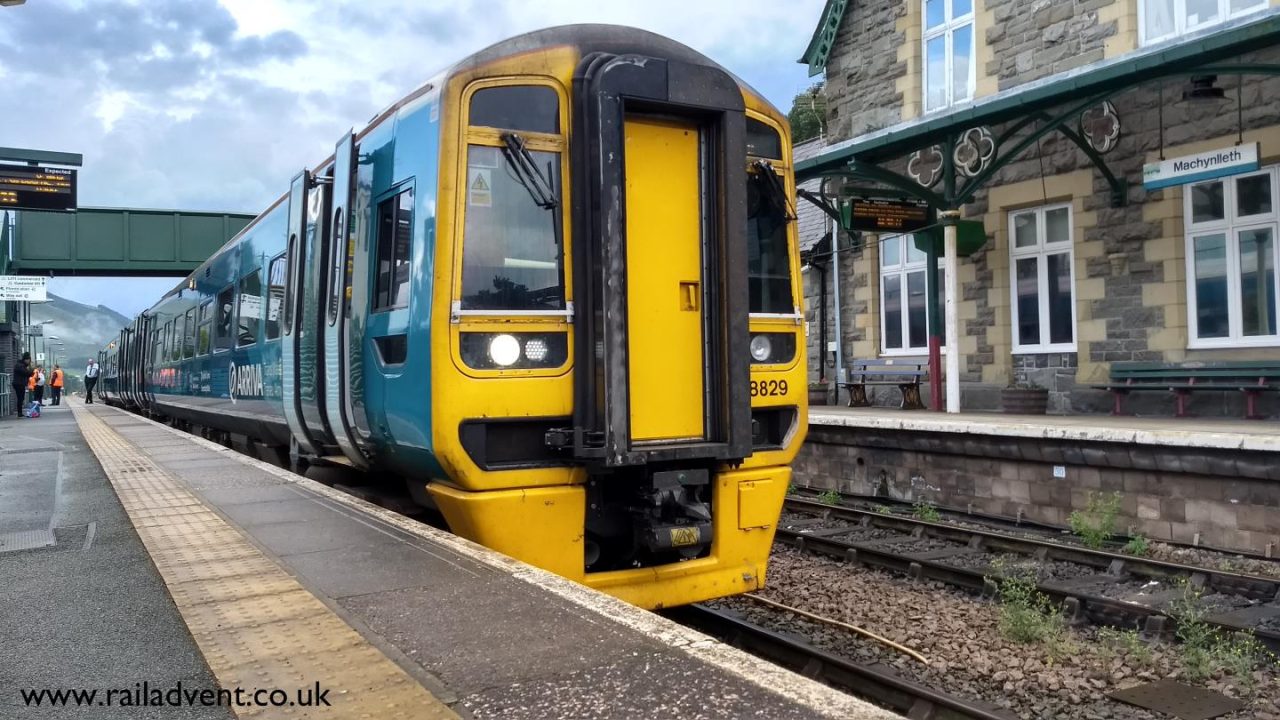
[941,209,961,413]
[829,215,845,393]
[817,262,828,382]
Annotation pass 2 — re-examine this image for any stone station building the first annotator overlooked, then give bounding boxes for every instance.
[791,3,1280,555]
[798,1,1280,416]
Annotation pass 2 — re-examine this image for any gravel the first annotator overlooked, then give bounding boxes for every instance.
[1258,612,1280,633]
[1144,542,1280,580]
[745,547,1280,720]
[827,528,907,543]
[779,511,854,532]
[941,552,1100,583]
[869,537,966,555]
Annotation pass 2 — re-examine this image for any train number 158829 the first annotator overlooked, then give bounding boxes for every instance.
[749,379,788,397]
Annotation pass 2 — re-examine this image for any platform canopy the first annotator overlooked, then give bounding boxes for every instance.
[794,12,1280,414]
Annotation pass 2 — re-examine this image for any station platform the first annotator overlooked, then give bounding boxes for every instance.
[810,406,1280,453]
[0,400,897,719]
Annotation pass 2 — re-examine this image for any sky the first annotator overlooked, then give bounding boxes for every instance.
[2,0,826,319]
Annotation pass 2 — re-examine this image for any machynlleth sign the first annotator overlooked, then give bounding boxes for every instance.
[0,275,48,302]
[1143,142,1260,191]
[0,164,77,211]
[843,194,933,233]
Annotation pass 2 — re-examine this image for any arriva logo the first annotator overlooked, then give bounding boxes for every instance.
[228,361,265,404]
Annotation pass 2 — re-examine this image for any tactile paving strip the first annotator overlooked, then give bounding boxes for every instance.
[71,404,457,720]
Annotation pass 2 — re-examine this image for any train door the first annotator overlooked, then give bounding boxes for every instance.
[568,54,751,466]
[321,132,369,467]
[623,117,705,442]
[281,170,337,456]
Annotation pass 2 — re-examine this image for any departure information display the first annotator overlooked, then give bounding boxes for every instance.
[0,164,77,211]
[844,194,932,233]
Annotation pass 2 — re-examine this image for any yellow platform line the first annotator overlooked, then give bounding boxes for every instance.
[71,403,457,720]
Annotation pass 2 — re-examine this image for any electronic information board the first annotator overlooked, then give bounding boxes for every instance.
[0,164,77,212]
[844,194,932,233]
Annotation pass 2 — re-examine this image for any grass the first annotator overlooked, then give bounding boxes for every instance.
[1097,627,1153,666]
[1122,533,1150,556]
[1169,580,1267,689]
[816,489,842,506]
[990,562,1066,649]
[1068,491,1121,549]
[911,498,941,522]
[874,504,893,515]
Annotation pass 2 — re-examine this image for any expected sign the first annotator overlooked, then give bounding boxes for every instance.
[0,164,77,211]
[1143,142,1260,191]
[843,195,933,233]
[0,275,48,302]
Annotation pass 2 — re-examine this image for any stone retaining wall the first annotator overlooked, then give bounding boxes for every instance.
[795,424,1280,555]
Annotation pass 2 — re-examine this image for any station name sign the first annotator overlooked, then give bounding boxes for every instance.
[1143,142,1260,191]
[843,194,933,233]
[0,164,78,212]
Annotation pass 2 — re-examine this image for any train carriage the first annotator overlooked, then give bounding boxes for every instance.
[98,25,807,609]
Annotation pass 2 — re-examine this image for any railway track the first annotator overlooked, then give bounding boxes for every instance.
[669,603,1017,720]
[780,496,1280,651]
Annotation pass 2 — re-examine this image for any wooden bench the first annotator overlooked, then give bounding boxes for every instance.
[838,357,928,410]
[1090,361,1280,419]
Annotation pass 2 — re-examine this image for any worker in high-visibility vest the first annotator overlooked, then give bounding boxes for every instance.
[50,365,64,406]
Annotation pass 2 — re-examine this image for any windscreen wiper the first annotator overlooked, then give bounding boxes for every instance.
[751,160,796,222]
[501,132,558,210]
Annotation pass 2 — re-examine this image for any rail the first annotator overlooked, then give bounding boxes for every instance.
[781,497,1280,652]
[1,372,10,417]
[669,604,1017,720]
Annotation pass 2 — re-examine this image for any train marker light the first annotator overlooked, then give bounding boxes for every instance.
[524,337,549,362]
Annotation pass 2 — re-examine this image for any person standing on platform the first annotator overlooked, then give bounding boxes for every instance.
[84,358,100,404]
[32,366,46,405]
[50,365,64,406]
[11,352,31,416]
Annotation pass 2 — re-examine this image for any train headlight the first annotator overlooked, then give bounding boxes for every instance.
[748,332,797,365]
[488,335,522,367]
[460,332,569,371]
[749,335,773,362]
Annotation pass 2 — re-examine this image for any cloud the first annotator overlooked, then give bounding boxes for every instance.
[0,0,823,218]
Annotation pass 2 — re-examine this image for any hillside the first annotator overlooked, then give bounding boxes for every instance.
[27,293,131,376]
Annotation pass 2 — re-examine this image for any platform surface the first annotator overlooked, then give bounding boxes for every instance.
[810,406,1280,452]
[1,400,899,719]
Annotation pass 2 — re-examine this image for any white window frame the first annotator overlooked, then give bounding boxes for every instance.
[880,234,946,356]
[1009,203,1078,354]
[1184,166,1280,349]
[922,0,976,113]
[1139,0,1269,46]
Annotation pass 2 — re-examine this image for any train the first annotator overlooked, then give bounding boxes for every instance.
[96,24,807,609]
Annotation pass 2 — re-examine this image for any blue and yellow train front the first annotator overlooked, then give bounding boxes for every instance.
[423,29,807,609]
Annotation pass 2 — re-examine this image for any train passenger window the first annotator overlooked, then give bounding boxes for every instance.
[460,145,564,310]
[161,321,172,363]
[747,168,795,314]
[746,119,784,160]
[171,316,183,361]
[470,86,559,134]
[197,300,212,355]
[183,309,195,359]
[373,188,414,311]
[266,255,285,340]
[237,270,262,347]
[214,286,235,352]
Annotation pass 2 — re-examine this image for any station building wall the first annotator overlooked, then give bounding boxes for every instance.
[806,2,1280,416]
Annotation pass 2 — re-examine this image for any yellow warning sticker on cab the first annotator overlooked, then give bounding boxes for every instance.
[468,168,492,207]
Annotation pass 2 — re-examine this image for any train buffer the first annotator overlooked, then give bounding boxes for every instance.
[0,400,899,719]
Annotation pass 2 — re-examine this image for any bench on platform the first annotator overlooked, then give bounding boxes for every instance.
[838,357,928,410]
[1090,361,1280,419]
